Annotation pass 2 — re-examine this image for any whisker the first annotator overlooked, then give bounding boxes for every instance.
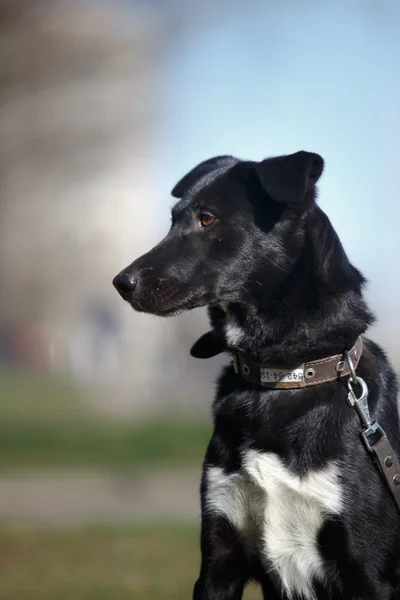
[261,253,288,273]
[246,279,264,287]
[153,201,173,209]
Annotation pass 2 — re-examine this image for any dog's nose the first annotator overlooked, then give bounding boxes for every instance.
[113,271,138,296]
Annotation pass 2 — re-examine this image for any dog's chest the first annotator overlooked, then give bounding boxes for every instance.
[206,451,342,599]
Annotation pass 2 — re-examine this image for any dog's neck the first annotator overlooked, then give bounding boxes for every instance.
[215,294,370,365]
[212,244,373,365]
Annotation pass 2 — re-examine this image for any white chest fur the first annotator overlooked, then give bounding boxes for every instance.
[224,315,245,347]
[206,451,342,599]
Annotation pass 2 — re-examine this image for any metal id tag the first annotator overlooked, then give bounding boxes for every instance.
[260,367,304,384]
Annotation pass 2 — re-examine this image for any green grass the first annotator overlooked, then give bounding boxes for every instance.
[0,524,262,600]
[0,368,210,470]
[0,367,88,424]
[0,419,211,469]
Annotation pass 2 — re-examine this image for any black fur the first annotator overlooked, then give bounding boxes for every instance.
[113,151,400,599]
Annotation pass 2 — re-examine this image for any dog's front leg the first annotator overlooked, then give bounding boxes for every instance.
[193,513,249,600]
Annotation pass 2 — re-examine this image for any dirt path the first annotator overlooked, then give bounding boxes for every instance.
[0,468,201,525]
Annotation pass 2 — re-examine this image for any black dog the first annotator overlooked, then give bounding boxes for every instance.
[113,151,400,599]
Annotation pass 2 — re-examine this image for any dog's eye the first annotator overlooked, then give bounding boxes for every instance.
[200,214,215,227]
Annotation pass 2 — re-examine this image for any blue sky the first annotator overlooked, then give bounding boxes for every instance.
[157,1,399,341]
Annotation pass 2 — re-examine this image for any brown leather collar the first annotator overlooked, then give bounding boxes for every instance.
[232,336,363,389]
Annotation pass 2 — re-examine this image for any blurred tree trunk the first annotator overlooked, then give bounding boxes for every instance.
[0,0,160,323]
[0,0,172,399]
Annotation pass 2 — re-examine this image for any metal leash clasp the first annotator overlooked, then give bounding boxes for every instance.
[347,376,371,427]
[346,350,385,453]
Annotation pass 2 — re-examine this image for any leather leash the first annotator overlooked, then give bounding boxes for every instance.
[370,435,400,510]
[345,355,400,514]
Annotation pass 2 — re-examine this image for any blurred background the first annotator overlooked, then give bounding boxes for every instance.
[0,1,399,598]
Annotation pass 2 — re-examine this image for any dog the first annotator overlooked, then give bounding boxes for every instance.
[113,151,400,599]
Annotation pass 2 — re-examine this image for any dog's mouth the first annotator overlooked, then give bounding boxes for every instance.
[113,268,240,317]
[120,288,217,317]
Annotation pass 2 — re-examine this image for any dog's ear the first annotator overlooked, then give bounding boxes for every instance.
[190,331,224,359]
[171,155,239,198]
[256,151,324,204]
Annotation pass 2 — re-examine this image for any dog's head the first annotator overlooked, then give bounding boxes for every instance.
[113,151,325,318]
